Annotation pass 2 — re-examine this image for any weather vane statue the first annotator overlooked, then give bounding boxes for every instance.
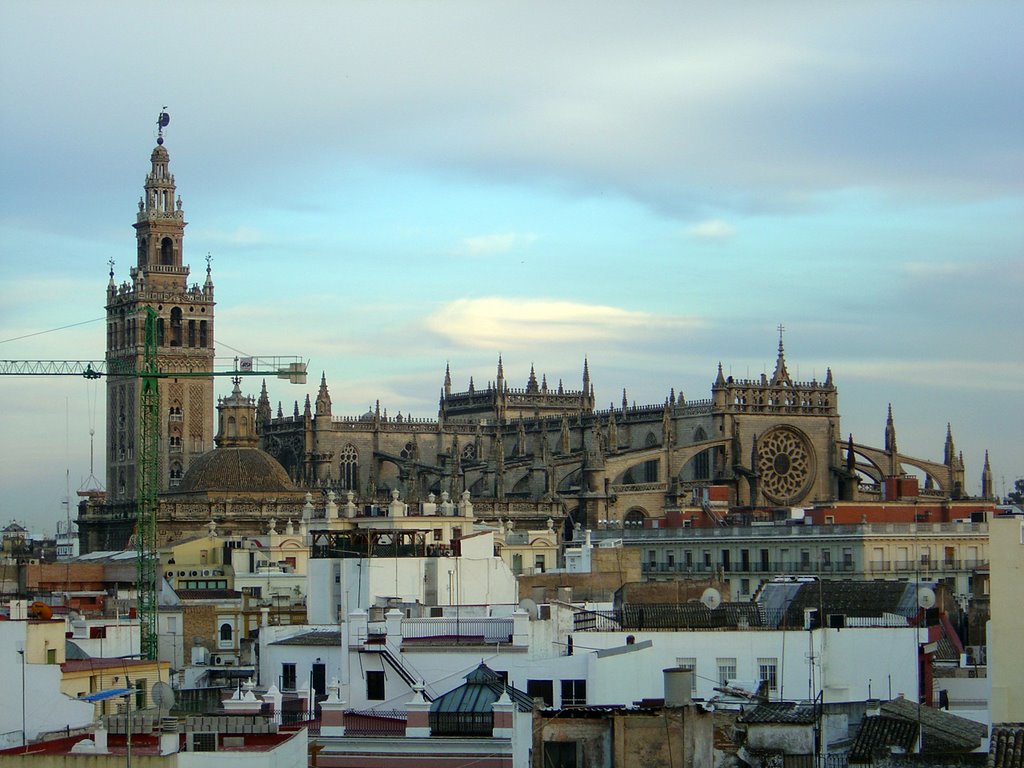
[156,107,170,145]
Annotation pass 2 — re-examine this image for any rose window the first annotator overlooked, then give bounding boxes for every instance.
[757,427,814,504]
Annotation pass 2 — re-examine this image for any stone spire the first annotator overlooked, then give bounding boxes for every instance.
[981,450,993,500]
[444,362,452,398]
[944,423,955,466]
[256,379,272,432]
[315,372,332,417]
[714,362,726,387]
[527,364,539,393]
[770,324,791,385]
[496,355,505,392]
[884,404,897,454]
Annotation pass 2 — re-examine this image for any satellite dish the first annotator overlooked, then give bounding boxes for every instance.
[152,682,175,713]
[701,587,722,610]
[917,587,936,609]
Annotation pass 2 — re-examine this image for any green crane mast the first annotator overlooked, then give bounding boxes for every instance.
[2,312,306,659]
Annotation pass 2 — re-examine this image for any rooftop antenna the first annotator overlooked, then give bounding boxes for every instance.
[157,108,170,145]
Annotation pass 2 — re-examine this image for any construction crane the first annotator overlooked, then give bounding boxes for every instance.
[2,307,307,659]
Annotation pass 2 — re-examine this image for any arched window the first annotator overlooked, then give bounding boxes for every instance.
[400,442,415,460]
[170,307,183,346]
[199,320,208,347]
[138,237,147,267]
[219,622,233,648]
[339,444,359,490]
[160,237,173,266]
[461,443,476,462]
[227,416,237,438]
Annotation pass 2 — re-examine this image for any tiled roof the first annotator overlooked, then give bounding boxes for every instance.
[617,602,766,630]
[850,715,918,763]
[739,702,816,725]
[174,589,242,600]
[776,580,916,627]
[61,658,158,673]
[270,630,342,646]
[989,725,1024,768]
[173,447,296,494]
[881,697,986,752]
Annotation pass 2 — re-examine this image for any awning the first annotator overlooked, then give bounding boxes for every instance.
[80,688,133,702]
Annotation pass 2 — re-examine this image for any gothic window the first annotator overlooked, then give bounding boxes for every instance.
[643,432,658,482]
[400,442,415,460]
[188,319,196,347]
[169,462,183,487]
[156,317,165,347]
[138,236,147,267]
[227,416,237,438]
[756,426,815,505]
[160,237,173,266]
[461,443,476,462]
[694,450,710,480]
[170,307,183,346]
[168,435,182,452]
[339,444,359,490]
[199,320,208,347]
[694,427,707,442]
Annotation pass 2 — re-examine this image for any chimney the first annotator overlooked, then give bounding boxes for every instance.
[664,666,693,707]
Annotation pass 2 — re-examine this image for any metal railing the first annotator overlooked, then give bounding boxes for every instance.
[344,709,406,736]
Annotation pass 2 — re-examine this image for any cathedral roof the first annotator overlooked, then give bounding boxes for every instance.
[174,447,296,495]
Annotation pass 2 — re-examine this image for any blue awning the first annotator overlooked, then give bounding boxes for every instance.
[80,688,133,702]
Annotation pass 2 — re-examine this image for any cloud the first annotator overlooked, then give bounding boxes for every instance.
[453,232,538,257]
[687,219,735,240]
[425,297,703,350]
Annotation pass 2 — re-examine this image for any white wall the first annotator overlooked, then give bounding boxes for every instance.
[0,622,94,747]
[177,727,307,768]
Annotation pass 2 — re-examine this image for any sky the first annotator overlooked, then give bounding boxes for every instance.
[1,2,1022,534]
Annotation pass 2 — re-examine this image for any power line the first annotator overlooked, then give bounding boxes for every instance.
[0,317,105,345]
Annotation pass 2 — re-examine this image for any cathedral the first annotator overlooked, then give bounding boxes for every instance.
[78,128,986,552]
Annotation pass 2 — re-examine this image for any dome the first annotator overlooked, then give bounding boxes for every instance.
[174,447,295,494]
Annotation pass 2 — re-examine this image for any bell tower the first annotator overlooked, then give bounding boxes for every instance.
[105,112,216,508]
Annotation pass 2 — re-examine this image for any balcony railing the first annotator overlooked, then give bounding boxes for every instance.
[344,709,406,736]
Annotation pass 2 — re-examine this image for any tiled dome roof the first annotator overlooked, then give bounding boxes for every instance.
[176,447,295,494]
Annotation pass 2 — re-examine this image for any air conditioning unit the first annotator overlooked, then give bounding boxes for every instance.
[211,654,237,667]
[202,570,212,577]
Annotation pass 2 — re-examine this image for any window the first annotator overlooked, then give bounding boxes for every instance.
[512,553,523,575]
[136,679,147,710]
[367,670,385,701]
[716,657,737,685]
[527,679,554,707]
[741,578,750,595]
[218,622,233,648]
[561,679,586,707]
[281,663,297,691]
[534,555,546,573]
[822,550,831,568]
[544,742,578,768]
[339,444,359,490]
[46,648,57,664]
[758,658,778,692]
[676,658,697,693]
